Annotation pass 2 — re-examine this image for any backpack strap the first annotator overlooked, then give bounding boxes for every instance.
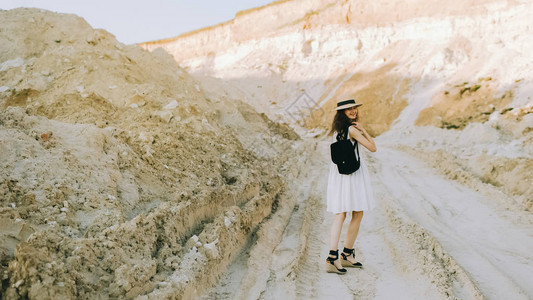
[337,125,350,141]
[354,138,360,161]
[343,126,350,140]
[346,125,360,161]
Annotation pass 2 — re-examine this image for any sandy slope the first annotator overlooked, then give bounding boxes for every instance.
[141,0,533,136]
[0,8,301,299]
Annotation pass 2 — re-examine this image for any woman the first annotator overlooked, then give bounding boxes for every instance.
[325,98,377,274]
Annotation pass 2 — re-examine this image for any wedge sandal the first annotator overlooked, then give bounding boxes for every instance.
[340,247,363,268]
[326,250,347,274]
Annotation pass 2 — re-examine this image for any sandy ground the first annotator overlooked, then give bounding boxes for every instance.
[201,134,533,300]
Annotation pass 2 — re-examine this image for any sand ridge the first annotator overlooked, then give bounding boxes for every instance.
[0,8,302,299]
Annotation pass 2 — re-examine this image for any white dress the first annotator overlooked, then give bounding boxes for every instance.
[327,132,375,213]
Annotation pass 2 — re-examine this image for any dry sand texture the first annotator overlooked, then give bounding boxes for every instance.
[1,0,532,299]
[1,8,303,299]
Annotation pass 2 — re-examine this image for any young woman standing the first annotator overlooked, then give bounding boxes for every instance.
[325,98,377,274]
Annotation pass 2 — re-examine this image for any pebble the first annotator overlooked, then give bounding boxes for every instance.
[163,100,178,110]
[191,235,199,243]
[14,279,24,288]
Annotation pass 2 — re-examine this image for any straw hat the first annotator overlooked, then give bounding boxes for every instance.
[333,99,363,111]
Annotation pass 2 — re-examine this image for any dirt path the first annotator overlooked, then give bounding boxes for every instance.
[202,137,533,300]
[373,147,533,299]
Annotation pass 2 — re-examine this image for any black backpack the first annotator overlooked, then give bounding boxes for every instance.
[330,127,360,175]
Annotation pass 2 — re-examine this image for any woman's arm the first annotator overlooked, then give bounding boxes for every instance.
[348,123,377,152]
[356,123,376,151]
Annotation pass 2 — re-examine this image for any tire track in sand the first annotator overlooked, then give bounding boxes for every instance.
[202,138,531,299]
[372,147,533,300]
[288,139,485,299]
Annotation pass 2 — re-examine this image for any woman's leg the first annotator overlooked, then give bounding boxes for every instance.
[329,212,346,268]
[343,211,363,263]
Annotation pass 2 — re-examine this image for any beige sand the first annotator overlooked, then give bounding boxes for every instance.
[0,8,300,299]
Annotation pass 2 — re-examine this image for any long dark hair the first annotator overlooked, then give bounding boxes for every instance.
[328,109,358,140]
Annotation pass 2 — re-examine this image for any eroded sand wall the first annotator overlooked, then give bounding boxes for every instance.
[0,8,303,299]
